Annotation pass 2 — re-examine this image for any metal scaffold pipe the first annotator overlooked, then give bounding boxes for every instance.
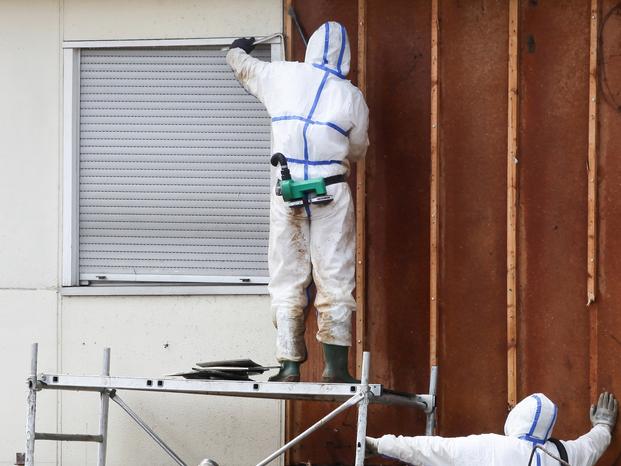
[25,343,38,466]
[255,392,365,466]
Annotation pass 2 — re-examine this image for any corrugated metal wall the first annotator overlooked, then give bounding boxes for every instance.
[285,1,621,464]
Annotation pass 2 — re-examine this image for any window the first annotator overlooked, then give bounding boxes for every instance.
[63,39,281,286]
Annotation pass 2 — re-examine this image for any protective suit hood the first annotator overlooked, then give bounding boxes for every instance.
[504,393,558,444]
[305,21,351,77]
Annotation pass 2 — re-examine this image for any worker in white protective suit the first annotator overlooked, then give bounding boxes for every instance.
[226,22,369,383]
[366,391,618,466]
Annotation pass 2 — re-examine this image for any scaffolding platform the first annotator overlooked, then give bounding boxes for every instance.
[25,343,438,466]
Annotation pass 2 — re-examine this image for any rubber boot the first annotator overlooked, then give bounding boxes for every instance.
[321,344,359,383]
[268,360,301,382]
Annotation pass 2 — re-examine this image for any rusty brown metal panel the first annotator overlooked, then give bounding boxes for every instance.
[517,0,592,440]
[595,2,621,464]
[285,2,361,464]
[286,0,432,462]
[285,1,621,464]
[436,0,509,436]
[364,0,432,442]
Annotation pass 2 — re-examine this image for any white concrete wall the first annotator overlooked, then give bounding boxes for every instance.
[0,1,283,465]
[59,295,278,466]
[0,1,62,465]
[63,0,282,40]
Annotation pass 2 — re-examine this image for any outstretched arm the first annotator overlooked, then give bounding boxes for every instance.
[368,434,492,466]
[376,435,456,466]
[563,392,617,466]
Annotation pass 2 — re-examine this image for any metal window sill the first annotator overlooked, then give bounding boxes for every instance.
[61,284,269,297]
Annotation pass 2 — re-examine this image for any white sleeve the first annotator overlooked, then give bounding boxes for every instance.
[347,89,369,162]
[562,425,612,466]
[377,435,468,466]
[226,48,272,104]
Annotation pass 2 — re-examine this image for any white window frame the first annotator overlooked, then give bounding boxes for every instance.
[62,37,282,289]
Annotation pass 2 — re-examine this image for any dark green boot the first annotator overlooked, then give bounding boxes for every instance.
[321,344,359,383]
[269,360,301,382]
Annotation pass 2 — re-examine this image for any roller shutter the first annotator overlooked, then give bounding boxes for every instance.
[78,46,272,283]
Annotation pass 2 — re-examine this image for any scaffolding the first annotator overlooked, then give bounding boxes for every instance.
[25,343,438,466]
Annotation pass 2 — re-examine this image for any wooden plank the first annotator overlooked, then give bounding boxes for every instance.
[429,0,439,369]
[507,0,519,409]
[355,0,367,378]
[284,0,293,60]
[587,0,599,402]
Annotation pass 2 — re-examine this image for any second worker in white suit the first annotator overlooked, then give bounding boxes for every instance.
[366,392,618,466]
[227,22,369,382]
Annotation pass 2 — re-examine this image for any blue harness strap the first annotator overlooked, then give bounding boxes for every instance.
[312,63,346,80]
[322,22,330,65]
[285,157,342,166]
[336,24,347,75]
[302,63,330,180]
[272,115,349,136]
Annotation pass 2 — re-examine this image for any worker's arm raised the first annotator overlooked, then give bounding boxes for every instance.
[561,425,611,466]
[226,46,272,104]
[563,392,617,466]
[373,434,483,466]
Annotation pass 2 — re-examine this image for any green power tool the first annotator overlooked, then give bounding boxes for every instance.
[270,153,337,208]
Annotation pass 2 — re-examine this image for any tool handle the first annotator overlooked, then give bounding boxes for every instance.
[270,153,291,180]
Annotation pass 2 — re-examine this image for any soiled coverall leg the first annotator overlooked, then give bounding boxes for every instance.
[268,198,312,362]
[310,183,356,347]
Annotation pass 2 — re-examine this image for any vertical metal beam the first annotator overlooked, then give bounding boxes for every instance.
[587,0,599,401]
[283,6,294,462]
[425,365,438,435]
[62,48,81,286]
[25,343,38,466]
[355,0,368,378]
[97,348,111,466]
[507,0,519,409]
[429,0,440,370]
[354,352,371,465]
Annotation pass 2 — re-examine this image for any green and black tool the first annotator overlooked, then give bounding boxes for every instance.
[270,153,337,207]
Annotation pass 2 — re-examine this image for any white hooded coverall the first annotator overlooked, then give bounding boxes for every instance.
[376,393,611,466]
[226,22,370,362]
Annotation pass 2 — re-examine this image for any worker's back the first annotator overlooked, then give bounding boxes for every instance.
[227,21,369,181]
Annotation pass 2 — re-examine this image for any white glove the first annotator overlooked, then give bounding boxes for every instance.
[590,391,618,430]
[365,436,380,458]
[198,459,219,466]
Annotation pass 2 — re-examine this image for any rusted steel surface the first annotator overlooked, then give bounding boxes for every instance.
[595,1,621,464]
[517,0,592,441]
[364,0,432,442]
[285,2,361,464]
[286,0,432,463]
[284,1,621,464]
[436,0,509,436]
